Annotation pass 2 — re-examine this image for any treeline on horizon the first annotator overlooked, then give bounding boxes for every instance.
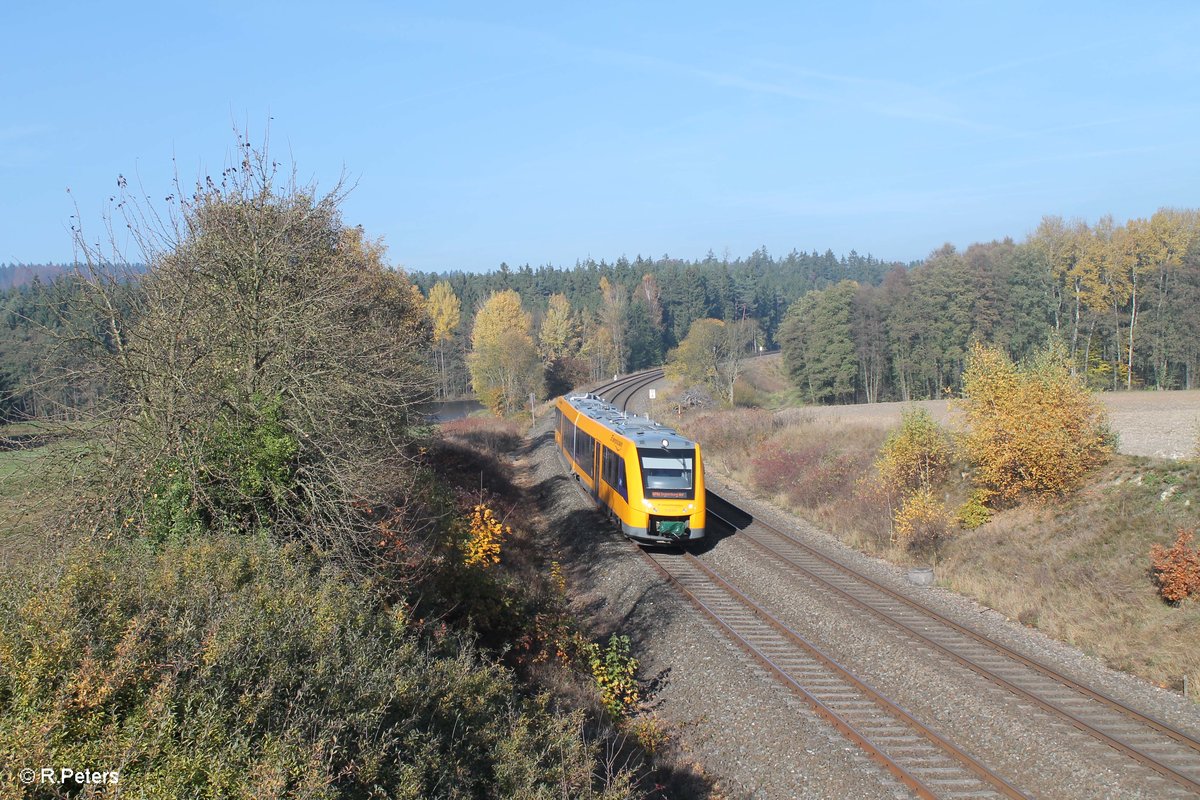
[3,207,1198,421]
[778,209,1200,403]
[410,249,904,398]
[413,208,1200,404]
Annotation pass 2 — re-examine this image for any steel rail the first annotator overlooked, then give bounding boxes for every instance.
[639,548,1029,799]
[600,369,664,409]
[705,491,1200,796]
[587,367,664,401]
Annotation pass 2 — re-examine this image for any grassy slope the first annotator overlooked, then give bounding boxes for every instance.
[0,435,67,558]
[938,457,1200,693]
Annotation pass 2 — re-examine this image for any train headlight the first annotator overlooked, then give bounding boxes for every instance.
[687,504,694,510]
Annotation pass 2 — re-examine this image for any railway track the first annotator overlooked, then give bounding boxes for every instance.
[641,548,1026,799]
[591,368,664,411]
[703,491,1200,798]
[587,369,1200,798]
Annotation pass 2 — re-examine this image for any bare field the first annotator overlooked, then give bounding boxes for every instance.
[783,391,1200,460]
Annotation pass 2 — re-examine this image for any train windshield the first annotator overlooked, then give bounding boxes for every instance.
[638,448,695,498]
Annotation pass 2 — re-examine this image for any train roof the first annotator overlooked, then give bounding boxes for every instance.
[562,393,697,450]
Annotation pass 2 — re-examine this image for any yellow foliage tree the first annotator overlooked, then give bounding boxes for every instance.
[892,486,954,549]
[875,407,953,494]
[427,281,461,399]
[959,341,1112,503]
[598,276,628,373]
[538,293,578,363]
[873,408,957,548]
[665,318,725,399]
[468,290,544,416]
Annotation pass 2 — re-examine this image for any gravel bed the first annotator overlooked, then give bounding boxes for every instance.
[520,424,911,800]
[704,474,1200,798]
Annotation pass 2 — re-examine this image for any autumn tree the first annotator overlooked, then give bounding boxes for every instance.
[61,140,433,565]
[428,280,461,399]
[538,293,578,363]
[665,318,725,401]
[1031,215,1089,368]
[1140,209,1199,389]
[719,316,762,405]
[539,293,586,394]
[598,276,628,373]
[959,342,1111,503]
[469,289,543,416]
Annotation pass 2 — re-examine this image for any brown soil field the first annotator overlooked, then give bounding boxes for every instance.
[780,391,1200,460]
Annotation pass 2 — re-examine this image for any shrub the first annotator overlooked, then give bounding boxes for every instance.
[892,487,954,551]
[875,407,953,494]
[956,489,992,530]
[584,635,640,720]
[65,144,433,568]
[959,342,1112,503]
[749,441,807,495]
[732,378,766,408]
[682,408,779,469]
[1150,529,1200,604]
[746,423,884,514]
[0,536,629,799]
[463,502,510,567]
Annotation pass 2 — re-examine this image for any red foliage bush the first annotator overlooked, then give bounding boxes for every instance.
[750,442,875,509]
[1150,529,1200,604]
[686,409,780,461]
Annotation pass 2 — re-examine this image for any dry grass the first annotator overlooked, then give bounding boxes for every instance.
[733,353,790,408]
[682,409,898,555]
[938,457,1200,699]
[440,415,525,456]
[689,405,1200,702]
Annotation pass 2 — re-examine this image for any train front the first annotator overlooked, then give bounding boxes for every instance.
[632,435,705,544]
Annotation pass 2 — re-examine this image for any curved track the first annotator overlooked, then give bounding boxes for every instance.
[584,369,1200,798]
[594,368,663,411]
[640,547,1026,799]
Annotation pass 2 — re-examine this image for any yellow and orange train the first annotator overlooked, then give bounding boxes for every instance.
[554,393,705,545]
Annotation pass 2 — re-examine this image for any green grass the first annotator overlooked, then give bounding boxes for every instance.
[0,436,89,559]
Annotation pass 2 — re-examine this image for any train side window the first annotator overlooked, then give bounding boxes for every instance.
[578,431,594,478]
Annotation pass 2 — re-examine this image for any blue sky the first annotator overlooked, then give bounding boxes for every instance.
[3,1,1197,272]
